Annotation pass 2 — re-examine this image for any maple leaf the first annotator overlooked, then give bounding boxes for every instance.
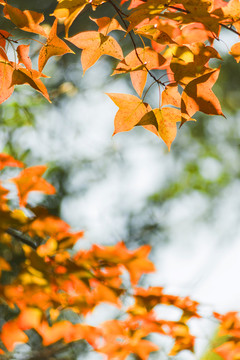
[181,68,224,118]
[1,320,29,351]
[53,0,90,37]
[214,341,240,360]
[0,30,11,49]
[113,47,166,97]
[124,244,155,285]
[17,307,42,330]
[17,45,32,70]
[161,83,181,108]
[137,108,193,150]
[3,4,46,36]
[0,153,24,170]
[68,31,123,74]
[12,67,51,102]
[38,19,74,72]
[0,257,11,278]
[91,17,125,35]
[126,0,167,32]
[106,93,152,135]
[11,165,56,207]
[99,319,158,360]
[0,59,14,105]
[230,42,240,63]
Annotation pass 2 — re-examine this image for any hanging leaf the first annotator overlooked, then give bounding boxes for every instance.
[11,165,56,207]
[38,19,74,72]
[68,31,123,74]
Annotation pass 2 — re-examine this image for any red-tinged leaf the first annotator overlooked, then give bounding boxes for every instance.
[213,0,240,21]
[38,19,74,72]
[3,4,46,36]
[213,0,228,10]
[176,23,213,45]
[106,93,151,134]
[90,17,125,35]
[53,0,90,38]
[67,31,123,74]
[0,60,14,104]
[17,45,32,70]
[1,320,28,351]
[113,47,165,96]
[12,67,51,102]
[214,341,240,360]
[230,42,240,63]
[0,153,24,170]
[181,68,224,118]
[11,165,56,207]
[0,30,11,49]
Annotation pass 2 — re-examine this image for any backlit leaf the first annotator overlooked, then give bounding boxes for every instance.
[68,31,123,74]
[106,93,151,134]
[11,165,56,207]
[38,19,74,72]
[12,67,51,102]
[3,4,46,36]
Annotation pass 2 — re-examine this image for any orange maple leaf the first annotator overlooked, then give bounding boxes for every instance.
[68,31,123,74]
[3,4,46,36]
[91,16,125,35]
[0,153,23,170]
[38,19,74,72]
[230,42,240,63]
[17,45,32,70]
[11,165,56,207]
[12,67,51,102]
[106,93,152,134]
[137,108,193,150]
[113,47,166,97]
[181,68,224,118]
[53,0,91,37]
[0,60,14,105]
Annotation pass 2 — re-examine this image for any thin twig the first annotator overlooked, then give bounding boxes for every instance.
[220,23,240,36]
[108,0,165,87]
[167,5,190,13]
[6,228,37,249]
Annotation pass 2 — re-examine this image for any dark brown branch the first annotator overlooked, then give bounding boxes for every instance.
[108,0,165,87]
[220,23,240,36]
[6,228,37,249]
[167,5,190,13]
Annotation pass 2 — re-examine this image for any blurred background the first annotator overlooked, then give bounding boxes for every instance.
[1,1,240,359]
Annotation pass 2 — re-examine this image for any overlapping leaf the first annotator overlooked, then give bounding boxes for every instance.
[38,19,74,72]
[113,47,166,96]
[181,68,224,118]
[11,165,56,207]
[68,31,123,73]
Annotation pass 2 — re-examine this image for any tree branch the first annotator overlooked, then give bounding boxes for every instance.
[6,228,38,249]
[108,0,165,87]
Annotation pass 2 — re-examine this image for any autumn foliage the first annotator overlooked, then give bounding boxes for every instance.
[0,0,240,359]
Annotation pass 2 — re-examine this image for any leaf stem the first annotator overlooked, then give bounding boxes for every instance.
[108,0,165,87]
[6,228,38,249]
